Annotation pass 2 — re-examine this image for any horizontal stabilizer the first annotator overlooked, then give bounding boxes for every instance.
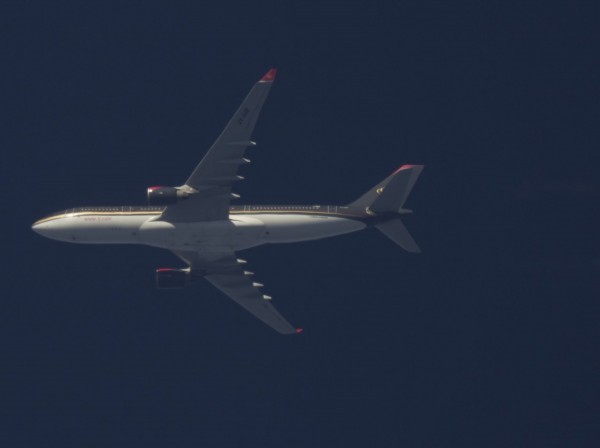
[376,219,421,253]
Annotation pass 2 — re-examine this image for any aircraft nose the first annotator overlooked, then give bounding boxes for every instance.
[32,219,64,241]
[31,220,47,236]
[32,217,77,242]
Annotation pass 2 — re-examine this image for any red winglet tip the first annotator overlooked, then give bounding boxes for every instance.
[260,68,277,82]
[295,328,303,334]
[392,164,416,175]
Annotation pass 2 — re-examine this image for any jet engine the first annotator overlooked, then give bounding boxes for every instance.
[147,186,190,205]
[155,268,192,288]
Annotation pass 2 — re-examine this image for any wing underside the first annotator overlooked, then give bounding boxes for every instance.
[173,250,298,335]
[160,69,277,223]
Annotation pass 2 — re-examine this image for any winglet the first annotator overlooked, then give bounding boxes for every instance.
[393,164,416,174]
[260,68,277,83]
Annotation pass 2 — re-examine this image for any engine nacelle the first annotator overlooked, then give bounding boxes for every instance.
[155,268,191,289]
[147,186,190,205]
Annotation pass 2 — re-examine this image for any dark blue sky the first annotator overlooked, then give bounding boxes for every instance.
[2,2,599,446]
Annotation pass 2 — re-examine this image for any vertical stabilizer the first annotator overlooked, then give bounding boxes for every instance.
[369,165,423,213]
[349,165,423,213]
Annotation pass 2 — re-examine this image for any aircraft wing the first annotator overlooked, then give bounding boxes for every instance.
[160,69,277,222]
[172,250,299,335]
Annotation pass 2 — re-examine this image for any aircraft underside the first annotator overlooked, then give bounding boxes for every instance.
[33,210,367,251]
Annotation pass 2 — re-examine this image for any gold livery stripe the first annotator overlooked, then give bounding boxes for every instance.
[34,208,357,225]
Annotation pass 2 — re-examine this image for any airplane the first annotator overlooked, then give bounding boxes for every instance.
[32,68,424,335]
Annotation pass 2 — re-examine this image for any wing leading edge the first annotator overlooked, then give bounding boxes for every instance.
[160,68,278,223]
[172,250,299,335]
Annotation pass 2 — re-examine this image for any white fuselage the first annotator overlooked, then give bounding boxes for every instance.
[32,211,366,252]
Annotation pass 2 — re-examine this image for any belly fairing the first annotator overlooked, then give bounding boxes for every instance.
[138,215,266,250]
